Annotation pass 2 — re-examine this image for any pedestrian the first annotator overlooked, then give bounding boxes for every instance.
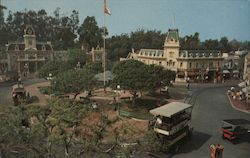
[186,82,190,90]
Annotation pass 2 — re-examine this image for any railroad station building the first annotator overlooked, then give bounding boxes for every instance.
[125,29,224,82]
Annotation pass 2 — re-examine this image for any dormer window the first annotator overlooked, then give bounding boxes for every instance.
[42,45,46,51]
[15,45,19,51]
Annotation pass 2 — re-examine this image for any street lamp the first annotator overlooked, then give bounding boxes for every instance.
[117,84,121,101]
[24,63,29,77]
[75,61,81,70]
[47,73,53,95]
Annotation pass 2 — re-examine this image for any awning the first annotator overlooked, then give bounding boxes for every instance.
[238,81,247,88]
[177,71,185,76]
[242,87,250,93]
[187,72,199,76]
[150,102,193,118]
[223,70,230,74]
[233,70,239,74]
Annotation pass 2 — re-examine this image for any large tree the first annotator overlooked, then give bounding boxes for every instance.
[112,60,151,105]
[67,49,88,69]
[52,69,97,99]
[38,60,69,78]
[146,65,176,90]
[78,16,104,51]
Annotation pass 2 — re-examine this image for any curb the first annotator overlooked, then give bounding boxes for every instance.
[226,93,250,114]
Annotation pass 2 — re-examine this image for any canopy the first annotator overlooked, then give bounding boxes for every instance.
[222,70,230,74]
[150,102,192,118]
[12,84,25,93]
[242,87,250,93]
[233,70,239,74]
[238,81,247,88]
[222,119,250,126]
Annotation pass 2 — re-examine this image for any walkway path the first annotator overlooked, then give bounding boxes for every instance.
[25,81,50,105]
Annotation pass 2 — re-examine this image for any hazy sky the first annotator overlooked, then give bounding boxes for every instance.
[2,0,250,41]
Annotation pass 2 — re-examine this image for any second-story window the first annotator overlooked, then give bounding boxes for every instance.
[28,40,32,46]
[170,52,174,58]
[209,62,213,67]
[189,62,192,68]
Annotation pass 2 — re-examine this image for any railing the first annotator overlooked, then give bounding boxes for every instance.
[154,114,191,131]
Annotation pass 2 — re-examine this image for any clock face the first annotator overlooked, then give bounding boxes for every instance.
[27,28,33,35]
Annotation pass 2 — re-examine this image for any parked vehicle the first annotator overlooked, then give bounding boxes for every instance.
[221,119,250,143]
[149,102,193,152]
[12,83,26,106]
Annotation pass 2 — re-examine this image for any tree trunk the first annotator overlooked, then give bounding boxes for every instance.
[132,91,137,106]
[73,93,80,100]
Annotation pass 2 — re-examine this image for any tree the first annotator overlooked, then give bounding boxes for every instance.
[83,62,103,74]
[78,16,104,51]
[146,65,175,90]
[219,37,230,53]
[52,69,97,99]
[180,32,200,50]
[202,39,219,50]
[112,60,151,105]
[0,4,7,47]
[67,49,88,69]
[38,59,69,78]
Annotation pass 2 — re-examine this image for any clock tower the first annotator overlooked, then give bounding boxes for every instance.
[23,25,37,50]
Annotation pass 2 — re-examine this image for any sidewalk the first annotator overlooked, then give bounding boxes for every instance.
[25,81,50,105]
[227,93,250,114]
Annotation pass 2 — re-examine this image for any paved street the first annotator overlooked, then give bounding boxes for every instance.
[0,79,46,107]
[171,85,250,158]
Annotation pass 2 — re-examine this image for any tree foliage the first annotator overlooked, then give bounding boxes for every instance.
[38,60,69,78]
[67,48,88,68]
[146,65,176,89]
[78,16,105,51]
[112,60,175,105]
[52,69,97,98]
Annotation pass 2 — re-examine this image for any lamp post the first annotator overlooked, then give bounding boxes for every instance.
[47,73,53,95]
[76,61,81,69]
[117,84,120,102]
[24,63,29,77]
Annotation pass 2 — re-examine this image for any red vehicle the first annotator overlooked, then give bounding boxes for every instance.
[221,119,250,143]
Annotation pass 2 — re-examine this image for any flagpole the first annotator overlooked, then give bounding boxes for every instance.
[103,2,106,87]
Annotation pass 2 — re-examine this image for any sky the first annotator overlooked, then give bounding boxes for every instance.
[2,0,250,41]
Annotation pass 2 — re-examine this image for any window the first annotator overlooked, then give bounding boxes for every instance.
[15,45,19,51]
[209,62,213,67]
[189,62,192,68]
[173,62,175,66]
[42,45,46,51]
[217,62,220,67]
[28,40,32,46]
[159,62,162,65]
[169,52,174,58]
[196,62,199,68]
[180,62,183,67]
